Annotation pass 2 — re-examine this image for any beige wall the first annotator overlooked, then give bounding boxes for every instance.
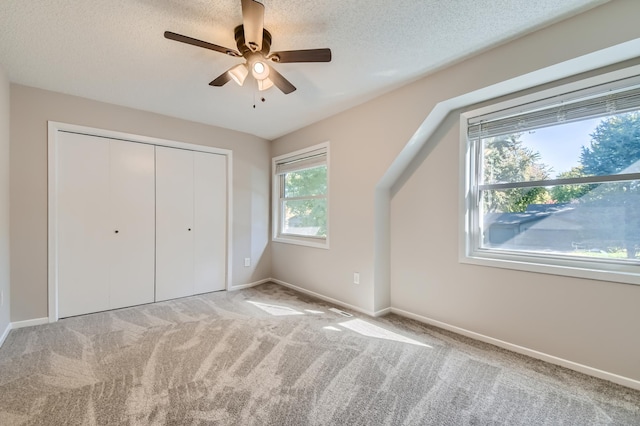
[271,0,640,381]
[0,65,10,336]
[271,93,415,312]
[10,85,271,322]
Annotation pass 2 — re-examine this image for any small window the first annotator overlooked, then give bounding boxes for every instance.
[273,143,329,248]
[463,72,640,285]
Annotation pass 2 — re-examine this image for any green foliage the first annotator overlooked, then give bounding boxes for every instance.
[483,134,551,212]
[504,187,551,212]
[580,112,640,177]
[578,112,640,207]
[283,166,327,237]
[284,166,327,197]
[550,166,593,203]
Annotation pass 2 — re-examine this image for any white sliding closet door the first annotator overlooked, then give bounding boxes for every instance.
[109,140,155,309]
[155,146,195,301]
[57,132,155,317]
[194,151,227,294]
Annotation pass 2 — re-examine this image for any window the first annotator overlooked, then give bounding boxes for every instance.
[273,143,329,248]
[463,71,640,285]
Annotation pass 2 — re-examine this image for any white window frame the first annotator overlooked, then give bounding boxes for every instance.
[272,142,330,249]
[460,66,640,286]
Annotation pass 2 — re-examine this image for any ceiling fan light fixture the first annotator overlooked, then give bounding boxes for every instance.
[251,60,270,80]
[229,64,249,86]
[165,0,331,95]
[257,77,274,91]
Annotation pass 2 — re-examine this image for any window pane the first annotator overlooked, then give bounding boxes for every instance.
[482,135,551,185]
[481,180,640,260]
[284,165,327,198]
[481,186,552,214]
[282,198,327,237]
[482,111,640,185]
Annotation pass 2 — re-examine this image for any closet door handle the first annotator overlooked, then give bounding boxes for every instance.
[188,228,192,231]
[115,230,119,234]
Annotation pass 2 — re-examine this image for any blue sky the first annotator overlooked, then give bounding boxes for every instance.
[519,118,601,177]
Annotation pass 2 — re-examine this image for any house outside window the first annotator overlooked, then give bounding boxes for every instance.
[462,70,640,285]
[272,142,329,249]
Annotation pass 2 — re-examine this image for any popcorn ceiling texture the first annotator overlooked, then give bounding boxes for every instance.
[0,0,604,139]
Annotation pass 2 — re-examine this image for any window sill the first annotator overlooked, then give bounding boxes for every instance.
[273,235,329,250]
[460,250,640,286]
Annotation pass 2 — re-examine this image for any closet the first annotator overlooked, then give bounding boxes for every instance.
[54,131,227,318]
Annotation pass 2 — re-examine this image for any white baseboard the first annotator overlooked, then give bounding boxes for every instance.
[0,322,10,347]
[0,317,49,348]
[373,307,392,317]
[228,278,271,291]
[391,307,640,391]
[270,278,377,317]
[11,317,49,329]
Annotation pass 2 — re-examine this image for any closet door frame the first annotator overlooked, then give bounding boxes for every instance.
[47,121,233,322]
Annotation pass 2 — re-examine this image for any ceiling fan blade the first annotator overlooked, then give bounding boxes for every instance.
[268,66,296,95]
[269,48,332,63]
[209,71,233,87]
[241,0,264,52]
[164,31,241,57]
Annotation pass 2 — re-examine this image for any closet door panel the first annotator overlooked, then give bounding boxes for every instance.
[57,133,111,317]
[109,140,156,309]
[155,146,195,301]
[194,152,227,294]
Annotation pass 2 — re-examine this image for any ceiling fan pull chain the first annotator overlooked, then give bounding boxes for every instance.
[252,90,267,109]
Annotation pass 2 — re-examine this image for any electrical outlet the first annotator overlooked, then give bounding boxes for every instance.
[353,272,360,284]
[244,258,251,267]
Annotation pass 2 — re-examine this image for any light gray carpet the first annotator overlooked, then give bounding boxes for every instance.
[0,282,638,425]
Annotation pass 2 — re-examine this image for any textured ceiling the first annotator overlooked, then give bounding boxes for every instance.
[0,0,606,139]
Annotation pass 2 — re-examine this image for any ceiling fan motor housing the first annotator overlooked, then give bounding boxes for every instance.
[234,25,272,59]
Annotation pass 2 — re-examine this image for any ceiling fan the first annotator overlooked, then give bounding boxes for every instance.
[164,0,332,95]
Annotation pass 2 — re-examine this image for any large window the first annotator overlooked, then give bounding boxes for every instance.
[273,143,329,248]
[463,71,640,285]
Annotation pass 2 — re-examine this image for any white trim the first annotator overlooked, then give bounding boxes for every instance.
[11,317,49,329]
[270,278,376,317]
[272,141,330,249]
[228,278,271,291]
[272,142,329,166]
[272,235,330,250]
[0,322,10,347]
[48,122,232,156]
[372,307,392,317]
[47,121,234,321]
[390,307,640,391]
[47,122,59,322]
[225,152,234,292]
[460,253,640,285]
